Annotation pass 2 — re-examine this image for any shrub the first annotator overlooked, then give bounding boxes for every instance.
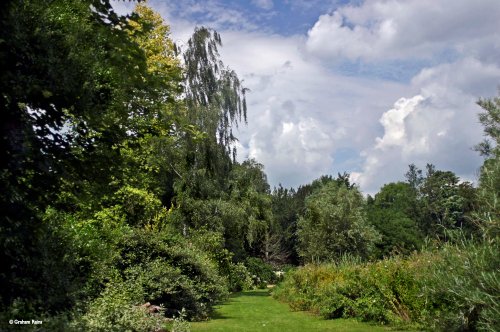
[422,239,500,331]
[171,308,191,332]
[113,186,166,227]
[273,253,435,328]
[245,257,277,288]
[0,206,127,321]
[275,240,499,331]
[76,280,167,332]
[226,262,253,292]
[115,228,228,320]
[188,228,252,292]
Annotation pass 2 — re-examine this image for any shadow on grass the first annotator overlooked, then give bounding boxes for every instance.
[209,310,231,320]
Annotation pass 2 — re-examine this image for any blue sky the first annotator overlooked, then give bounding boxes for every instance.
[113,0,500,194]
[157,0,340,35]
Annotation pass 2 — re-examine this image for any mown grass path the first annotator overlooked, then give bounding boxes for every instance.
[191,289,402,331]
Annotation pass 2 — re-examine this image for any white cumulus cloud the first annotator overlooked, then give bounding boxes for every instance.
[376,95,424,149]
[114,0,500,194]
[355,57,500,194]
[306,0,500,61]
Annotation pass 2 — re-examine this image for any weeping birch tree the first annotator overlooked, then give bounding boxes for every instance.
[182,27,248,179]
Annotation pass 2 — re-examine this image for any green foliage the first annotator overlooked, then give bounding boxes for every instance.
[228,160,274,257]
[297,181,380,263]
[275,239,500,331]
[405,163,424,190]
[475,95,500,157]
[188,228,253,292]
[245,257,277,288]
[226,263,254,292]
[183,27,247,153]
[367,182,423,257]
[77,281,167,332]
[173,196,247,259]
[368,208,423,257]
[41,207,130,302]
[175,159,274,262]
[0,206,122,316]
[403,164,478,239]
[271,185,299,264]
[371,182,417,213]
[116,228,228,320]
[475,155,500,238]
[422,239,500,331]
[172,308,192,332]
[0,0,181,316]
[181,26,247,180]
[420,170,470,236]
[273,254,433,327]
[474,93,500,238]
[113,186,166,227]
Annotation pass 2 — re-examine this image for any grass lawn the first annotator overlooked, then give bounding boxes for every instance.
[190,289,406,331]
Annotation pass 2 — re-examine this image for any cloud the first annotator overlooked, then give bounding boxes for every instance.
[113,0,500,194]
[375,95,425,149]
[354,57,500,194]
[306,0,500,61]
[246,116,335,187]
[216,31,412,188]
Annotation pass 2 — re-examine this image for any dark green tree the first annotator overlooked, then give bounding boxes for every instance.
[271,185,299,264]
[367,182,423,257]
[420,169,476,238]
[405,163,424,191]
[0,0,155,311]
[297,181,380,263]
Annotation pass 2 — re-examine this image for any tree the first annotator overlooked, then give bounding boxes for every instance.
[271,185,299,264]
[372,182,417,213]
[0,0,195,314]
[420,169,475,238]
[367,182,423,257]
[0,0,157,311]
[182,26,247,179]
[112,3,185,205]
[402,163,477,239]
[297,181,380,263]
[474,92,500,238]
[475,94,500,157]
[228,160,274,260]
[405,163,424,191]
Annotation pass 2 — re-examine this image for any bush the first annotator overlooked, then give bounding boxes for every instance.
[188,228,252,292]
[274,240,500,331]
[273,253,436,328]
[76,280,167,332]
[0,206,126,322]
[226,262,253,292]
[422,239,500,331]
[115,228,228,320]
[113,186,166,227]
[245,257,277,288]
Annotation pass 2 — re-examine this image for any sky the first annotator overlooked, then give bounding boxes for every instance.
[113,0,500,194]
